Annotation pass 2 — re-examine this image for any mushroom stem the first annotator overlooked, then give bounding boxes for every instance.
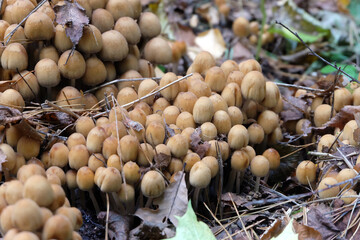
[145,197,153,208]
[226,169,237,192]
[254,176,260,193]
[264,172,269,183]
[46,87,52,101]
[172,62,178,75]
[192,187,201,211]
[111,192,125,215]
[3,170,10,182]
[235,170,245,194]
[69,188,76,206]
[70,79,76,88]
[89,189,101,213]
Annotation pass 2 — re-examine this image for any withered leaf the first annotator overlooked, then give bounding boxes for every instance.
[280,109,304,122]
[293,220,322,240]
[123,118,143,132]
[14,119,43,141]
[0,105,22,125]
[190,128,210,158]
[260,219,282,240]
[135,171,188,227]
[221,192,249,209]
[307,204,339,239]
[98,211,130,240]
[322,106,360,129]
[0,149,7,172]
[154,153,171,169]
[54,1,89,46]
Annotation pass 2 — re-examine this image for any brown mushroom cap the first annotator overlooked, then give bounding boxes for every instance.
[13,70,40,101]
[1,43,28,71]
[138,12,161,38]
[54,24,72,52]
[35,58,61,88]
[0,89,25,111]
[91,8,114,33]
[241,71,266,102]
[78,25,103,54]
[189,161,211,188]
[250,155,270,177]
[144,37,172,65]
[12,198,42,231]
[106,0,134,20]
[4,24,25,44]
[24,12,54,40]
[58,50,86,80]
[318,177,340,199]
[232,17,250,37]
[82,56,107,86]
[23,175,54,207]
[42,215,73,240]
[114,17,141,45]
[3,0,35,25]
[295,160,316,185]
[141,170,165,198]
[100,30,128,62]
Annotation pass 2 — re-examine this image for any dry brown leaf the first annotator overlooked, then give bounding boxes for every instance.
[307,204,340,239]
[135,171,188,227]
[54,1,89,46]
[14,119,43,141]
[0,105,22,125]
[97,211,130,240]
[322,105,360,129]
[293,220,322,240]
[190,128,210,158]
[154,153,171,169]
[260,219,283,240]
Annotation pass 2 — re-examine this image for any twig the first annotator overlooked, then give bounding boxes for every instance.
[343,197,359,238]
[228,193,251,240]
[44,100,80,119]
[121,74,193,109]
[203,202,233,240]
[330,68,341,119]
[275,82,326,92]
[4,0,48,45]
[84,77,161,93]
[336,147,357,171]
[165,170,185,222]
[215,141,224,219]
[275,21,360,84]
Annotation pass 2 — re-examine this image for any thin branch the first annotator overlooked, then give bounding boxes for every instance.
[44,100,80,119]
[4,0,48,45]
[275,21,360,84]
[275,82,326,92]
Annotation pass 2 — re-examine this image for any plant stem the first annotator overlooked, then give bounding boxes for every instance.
[255,176,260,193]
[255,0,266,60]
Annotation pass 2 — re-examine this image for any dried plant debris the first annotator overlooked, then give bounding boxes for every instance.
[54,0,89,46]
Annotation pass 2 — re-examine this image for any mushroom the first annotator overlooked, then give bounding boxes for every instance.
[86,126,107,153]
[91,8,114,33]
[76,166,100,213]
[167,134,189,158]
[250,155,270,192]
[100,30,128,62]
[78,25,103,55]
[241,71,266,103]
[221,82,242,107]
[232,17,250,38]
[123,161,140,185]
[24,11,54,41]
[66,132,86,150]
[227,124,249,150]
[114,17,141,45]
[49,143,69,168]
[174,91,198,114]
[227,150,250,193]
[16,136,40,160]
[12,198,42,231]
[23,175,54,207]
[144,37,173,65]
[200,122,217,141]
[1,43,28,71]
[68,144,89,170]
[295,160,317,185]
[42,215,73,240]
[81,56,107,86]
[314,104,336,127]
[58,50,86,87]
[189,161,211,210]
[141,170,165,207]
[318,177,340,199]
[193,96,214,124]
[106,0,134,20]
[34,58,61,99]
[205,66,226,92]
[138,12,161,38]
[119,135,139,162]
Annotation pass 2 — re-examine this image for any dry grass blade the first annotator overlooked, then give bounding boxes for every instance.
[228,193,251,240]
[203,202,233,240]
[275,82,326,92]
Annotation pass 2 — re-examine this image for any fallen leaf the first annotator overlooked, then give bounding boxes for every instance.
[221,192,248,208]
[54,1,89,46]
[260,219,282,240]
[231,42,253,63]
[154,153,171,169]
[165,201,216,240]
[0,149,7,172]
[322,105,360,129]
[293,220,322,240]
[306,204,340,239]
[271,219,298,240]
[194,29,226,59]
[123,118,143,132]
[135,171,188,227]
[0,105,22,125]
[190,128,211,158]
[97,211,130,240]
[14,119,44,141]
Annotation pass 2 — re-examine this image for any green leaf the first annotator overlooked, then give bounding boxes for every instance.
[164,201,216,240]
[320,64,358,80]
[349,0,360,24]
[268,27,326,43]
[271,219,298,240]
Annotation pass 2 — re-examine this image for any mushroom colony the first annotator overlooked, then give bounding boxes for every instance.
[0,0,355,239]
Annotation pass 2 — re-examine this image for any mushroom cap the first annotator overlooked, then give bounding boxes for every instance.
[314,104,335,127]
[100,30,128,62]
[141,170,165,198]
[257,110,279,135]
[138,12,161,38]
[54,24,72,52]
[1,43,28,71]
[241,71,266,102]
[35,58,61,88]
[42,215,73,240]
[231,150,250,171]
[58,50,86,80]
[262,148,280,170]
[24,12,54,40]
[76,166,95,191]
[78,25,103,54]
[295,160,316,185]
[23,175,54,207]
[81,56,107,86]
[144,37,172,65]
[12,70,40,101]
[318,177,340,199]
[12,198,42,231]
[106,0,134,20]
[232,17,250,37]
[123,161,140,185]
[91,8,114,33]
[114,17,141,45]
[193,96,214,124]
[227,124,249,150]
[250,155,270,177]
[189,161,211,188]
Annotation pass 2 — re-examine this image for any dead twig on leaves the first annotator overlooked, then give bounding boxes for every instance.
[275,82,326,93]
[275,21,360,84]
